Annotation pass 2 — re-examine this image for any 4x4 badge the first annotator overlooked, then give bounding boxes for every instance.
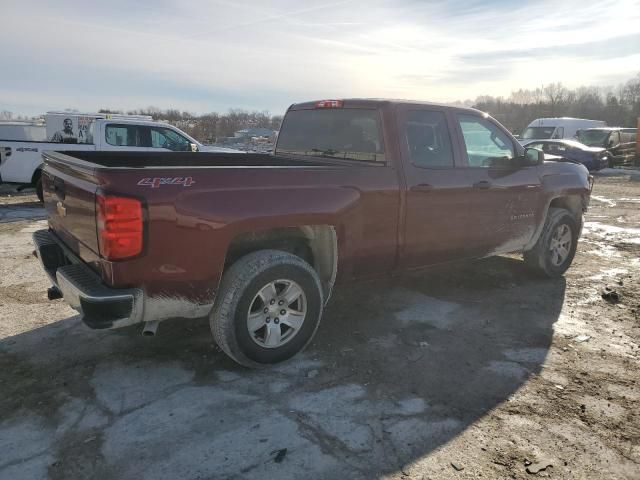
[137,177,195,188]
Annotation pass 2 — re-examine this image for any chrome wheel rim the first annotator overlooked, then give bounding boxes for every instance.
[247,279,307,348]
[549,224,572,266]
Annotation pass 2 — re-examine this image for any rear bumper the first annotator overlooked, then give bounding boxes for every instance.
[32,229,143,329]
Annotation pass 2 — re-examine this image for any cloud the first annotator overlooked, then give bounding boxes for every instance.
[1,0,639,116]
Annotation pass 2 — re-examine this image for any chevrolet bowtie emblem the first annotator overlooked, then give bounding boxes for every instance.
[56,201,67,217]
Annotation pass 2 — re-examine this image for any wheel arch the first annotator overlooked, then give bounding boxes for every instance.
[31,164,43,185]
[224,225,338,302]
[525,195,584,251]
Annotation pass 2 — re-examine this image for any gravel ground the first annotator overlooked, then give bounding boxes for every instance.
[0,173,639,480]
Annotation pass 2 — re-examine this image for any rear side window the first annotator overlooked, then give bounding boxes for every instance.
[276,109,384,162]
[105,125,138,147]
[404,110,454,167]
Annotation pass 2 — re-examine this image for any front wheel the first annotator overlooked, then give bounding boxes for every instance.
[524,208,579,278]
[210,249,323,368]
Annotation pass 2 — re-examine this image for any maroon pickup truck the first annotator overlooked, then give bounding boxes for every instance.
[33,99,592,367]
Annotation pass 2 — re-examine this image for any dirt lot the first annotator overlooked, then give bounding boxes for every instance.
[0,173,639,480]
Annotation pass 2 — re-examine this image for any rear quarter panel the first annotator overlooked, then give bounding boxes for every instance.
[96,163,400,309]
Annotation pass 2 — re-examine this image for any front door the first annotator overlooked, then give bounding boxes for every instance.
[453,113,543,256]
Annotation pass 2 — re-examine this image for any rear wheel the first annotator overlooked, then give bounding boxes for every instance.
[210,249,323,368]
[524,208,579,277]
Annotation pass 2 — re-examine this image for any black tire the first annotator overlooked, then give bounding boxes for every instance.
[210,249,323,368]
[35,177,43,202]
[524,207,579,278]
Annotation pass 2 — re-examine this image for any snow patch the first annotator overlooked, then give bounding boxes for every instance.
[583,221,640,245]
[588,268,628,281]
[590,195,617,207]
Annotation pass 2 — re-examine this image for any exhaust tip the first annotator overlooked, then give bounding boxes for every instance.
[141,321,159,337]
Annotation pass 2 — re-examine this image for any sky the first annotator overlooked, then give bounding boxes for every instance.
[2,0,640,117]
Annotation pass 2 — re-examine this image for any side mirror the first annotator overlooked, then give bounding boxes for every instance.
[524,147,544,166]
[190,143,199,152]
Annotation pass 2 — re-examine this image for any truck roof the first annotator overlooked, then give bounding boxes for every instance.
[46,111,153,121]
[288,98,484,114]
[581,126,637,132]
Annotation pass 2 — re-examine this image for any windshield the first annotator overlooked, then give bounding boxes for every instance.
[521,126,555,139]
[577,129,609,146]
[276,108,385,162]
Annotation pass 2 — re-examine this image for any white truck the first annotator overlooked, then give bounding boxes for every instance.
[519,117,606,144]
[0,112,240,201]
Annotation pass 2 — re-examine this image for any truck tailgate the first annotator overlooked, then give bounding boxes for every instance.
[42,152,101,261]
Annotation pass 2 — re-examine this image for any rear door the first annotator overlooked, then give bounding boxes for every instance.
[398,106,475,267]
[453,113,543,255]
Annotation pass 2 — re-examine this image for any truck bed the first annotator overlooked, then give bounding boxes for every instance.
[57,151,333,168]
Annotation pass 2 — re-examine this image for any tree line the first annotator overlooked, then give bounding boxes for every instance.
[471,73,640,134]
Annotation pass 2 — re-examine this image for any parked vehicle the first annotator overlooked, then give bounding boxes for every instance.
[520,118,605,144]
[0,120,46,142]
[576,128,637,166]
[33,99,593,367]
[522,139,608,171]
[1,113,239,201]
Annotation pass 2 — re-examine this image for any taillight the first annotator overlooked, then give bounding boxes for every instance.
[315,100,343,108]
[96,194,144,260]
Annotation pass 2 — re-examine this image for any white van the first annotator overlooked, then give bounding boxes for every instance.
[519,117,606,144]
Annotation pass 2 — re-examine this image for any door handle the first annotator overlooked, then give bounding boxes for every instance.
[410,183,433,192]
[473,181,491,190]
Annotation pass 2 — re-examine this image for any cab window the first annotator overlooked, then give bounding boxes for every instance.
[105,125,138,147]
[404,110,454,168]
[150,127,192,151]
[457,114,514,167]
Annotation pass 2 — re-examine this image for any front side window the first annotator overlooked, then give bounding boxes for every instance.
[276,108,384,162]
[607,132,620,147]
[404,110,454,167]
[457,114,515,167]
[151,127,191,151]
[105,125,138,147]
[552,127,564,139]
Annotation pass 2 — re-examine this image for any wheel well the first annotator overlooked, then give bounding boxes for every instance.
[31,167,42,186]
[549,195,583,220]
[225,226,338,299]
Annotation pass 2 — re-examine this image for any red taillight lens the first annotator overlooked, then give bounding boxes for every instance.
[96,194,144,260]
[315,99,343,108]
